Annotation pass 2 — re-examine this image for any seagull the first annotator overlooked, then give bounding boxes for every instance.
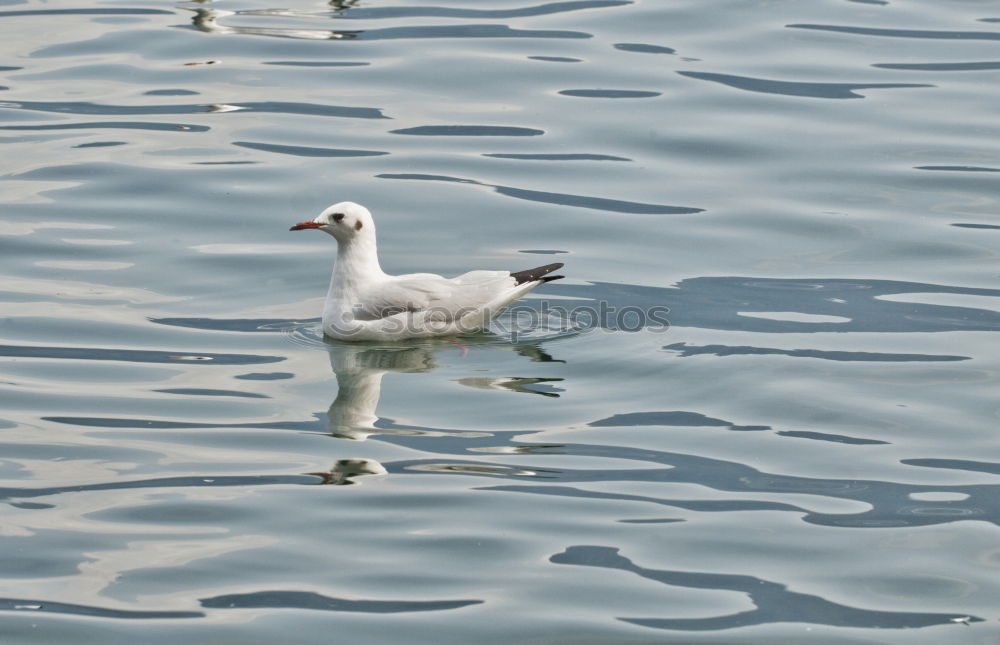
[290,202,564,341]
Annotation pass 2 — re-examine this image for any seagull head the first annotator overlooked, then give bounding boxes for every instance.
[290,201,374,242]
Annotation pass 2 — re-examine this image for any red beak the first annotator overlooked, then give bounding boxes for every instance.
[290,221,323,231]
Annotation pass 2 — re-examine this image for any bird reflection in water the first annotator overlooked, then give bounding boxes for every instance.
[185,7,360,40]
[308,458,387,485]
[323,338,564,440]
[324,341,438,441]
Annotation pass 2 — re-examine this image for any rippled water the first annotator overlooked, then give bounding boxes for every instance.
[2,0,1000,642]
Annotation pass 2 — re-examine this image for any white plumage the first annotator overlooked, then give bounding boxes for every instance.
[291,202,564,341]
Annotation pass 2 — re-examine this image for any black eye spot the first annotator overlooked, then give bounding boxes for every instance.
[354,220,363,231]
[332,213,345,222]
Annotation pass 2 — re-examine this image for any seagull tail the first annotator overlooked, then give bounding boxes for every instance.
[510,263,565,285]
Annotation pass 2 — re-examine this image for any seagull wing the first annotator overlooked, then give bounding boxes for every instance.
[352,274,447,320]
[354,263,564,323]
[355,271,515,321]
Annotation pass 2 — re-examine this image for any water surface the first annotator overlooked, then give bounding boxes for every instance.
[2,0,999,642]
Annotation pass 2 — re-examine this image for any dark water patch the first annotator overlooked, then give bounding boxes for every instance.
[847,0,888,4]
[486,485,806,514]
[613,43,675,54]
[377,173,704,214]
[311,0,630,20]
[874,61,1000,71]
[788,23,1000,41]
[618,518,683,524]
[154,388,269,398]
[776,431,888,445]
[200,590,482,613]
[400,461,561,478]
[152,317,317,332]
[677,71,932,99]
[0,100,387,120]
[528,55,582,62]
[9,502,54,510]
[590,411,769,431]
[0,344,284,365]
[903,458,1000,476]
[550,546,978,630]
[0,8,175,18]
[952,223,1000,230]
[0,473,322,502]
[233,141,389,158]
[0,121,208,132]
[663,342,970,362]
[519,249,569,254]
[485,153,631,161]
[915,165,1000,172]
[263,61,370,67]
[390,125,543,136]
[71,141,126,148]
[559,89,661,98]
[0,67,22,72]
[0,598,201,619]
[235,372,295,380]
[193,160,258,165]
[0,86,7,91]
[489,182,698,214]
[144,88,199,95]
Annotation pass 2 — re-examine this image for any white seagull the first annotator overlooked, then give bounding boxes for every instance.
[290,202,564,341]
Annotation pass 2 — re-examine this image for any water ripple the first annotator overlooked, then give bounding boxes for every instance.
[483,153,631,161]
[788,23,1000,41]
[0,100,388,120]
[663,342,970,362]
[678,71,932,99]
[233,141,389,158]
[873,61,1000,71]
[0,344,284,365]
[383,438,1000,529]
[0,8,174,18]
[550,546,980,630]
[377,173,704,214]
[259,0,630,20]
[613,43,675,54]
[0,121,208,132]
[185,10,593,41]
[558,89,661,98]
[200,590,482,613]
[0,598,200,619]
[915,165,1000,172]
[390,125,542,136]
[262,61,370,67]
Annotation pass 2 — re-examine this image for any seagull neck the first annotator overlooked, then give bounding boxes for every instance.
[333,236,385,287]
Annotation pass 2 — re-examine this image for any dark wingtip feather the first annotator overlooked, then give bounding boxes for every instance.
[510,263,565,285]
